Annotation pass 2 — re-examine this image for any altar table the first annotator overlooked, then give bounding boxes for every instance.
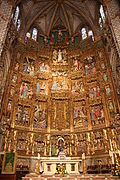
[22,174,119,180]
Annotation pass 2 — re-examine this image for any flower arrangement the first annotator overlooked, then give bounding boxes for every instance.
[112,164,120,176]
[55,163,68,176]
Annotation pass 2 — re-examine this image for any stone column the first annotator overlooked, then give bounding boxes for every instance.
[104,0,120,103]
[104,0,120,57]
[0,0,13,56]
[0,1,13,107]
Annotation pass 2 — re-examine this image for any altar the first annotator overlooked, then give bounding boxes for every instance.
[40,152,79,175]
[42,157,80,176]
[25,152,81,177]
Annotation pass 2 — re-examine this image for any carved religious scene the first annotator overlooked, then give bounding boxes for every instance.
[71,55,82,72]
[19,82,33,99]
[51,71,69,92]
[88,84,100,101]
[85,56,96,76]
[23,57,35,76]
[90,105,105,126]
[37,62,50,73]
[36,80,49,96]
[72,80,84,96]
[52,49,68,65]
[33,134,45,156]
[34,101,47,129]
[16,132,28,154]
[15,105,30,127]
[73,101,88,128]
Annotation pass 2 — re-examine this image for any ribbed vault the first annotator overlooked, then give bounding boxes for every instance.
[18,0,102,37]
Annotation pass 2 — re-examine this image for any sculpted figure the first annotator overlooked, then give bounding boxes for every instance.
[57,49,63,62]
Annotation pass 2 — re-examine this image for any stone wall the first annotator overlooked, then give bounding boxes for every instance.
[105,0,120,57]
[104,0,120,102]
[0,0,13,106]
[0,0,12,55]
[0,50,11,108]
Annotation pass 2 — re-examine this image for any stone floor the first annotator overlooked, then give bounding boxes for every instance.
[22,174,120,180]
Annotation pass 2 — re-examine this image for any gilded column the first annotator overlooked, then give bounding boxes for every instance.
[87,132,90,155]
[75,134,78,156]
[90,132,95,155]
[111,129,118,151]
[103,129,108,153]
[47,96,51,133]
[30,133,34,155]
[70,143,72,156]
[86,97,92,130]
[11,101,17,128]
[26,133,29,155]
[13,130,17,152]
[4,130,9,152]
[101,90,110,127]
[70,100,74,133]
[64,103,66,129]
[44,140,46,156]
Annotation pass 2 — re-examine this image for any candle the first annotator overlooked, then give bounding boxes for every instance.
[38,153,40,160]
[82,153,85,160]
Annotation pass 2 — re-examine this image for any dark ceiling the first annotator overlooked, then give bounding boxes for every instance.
[18,0,102,37]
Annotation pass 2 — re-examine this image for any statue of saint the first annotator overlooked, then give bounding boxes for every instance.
[57,49,63,63]
[58,139,64,153]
